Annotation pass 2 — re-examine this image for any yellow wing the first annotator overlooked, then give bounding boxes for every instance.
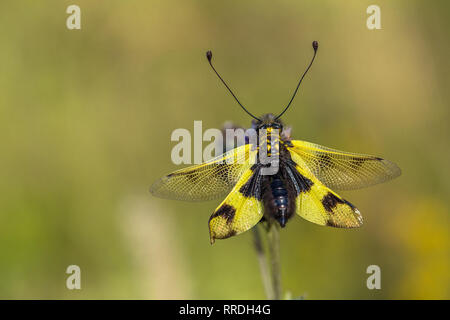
[209,165,264,243]
[288,140,401,190]
[150,144,257,201]
[286,151,363,228]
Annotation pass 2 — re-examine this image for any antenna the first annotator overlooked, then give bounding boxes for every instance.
[275,41,318,120]
[206,51,261,121]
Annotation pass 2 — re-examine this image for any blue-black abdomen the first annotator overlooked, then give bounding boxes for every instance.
[270,177,289,227]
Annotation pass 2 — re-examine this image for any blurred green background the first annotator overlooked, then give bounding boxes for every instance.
[0,0,448,299]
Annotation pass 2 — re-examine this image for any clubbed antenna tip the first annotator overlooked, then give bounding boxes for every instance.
[206,50,212,62]
[312,41,318,51]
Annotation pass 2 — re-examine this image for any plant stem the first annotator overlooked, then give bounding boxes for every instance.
[252,225,273,299]
[268,223,282,300]
[252,222,282,300]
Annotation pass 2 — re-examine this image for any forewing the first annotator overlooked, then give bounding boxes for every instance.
[150,144,257,201]
[209,165,264,243]
[288,140,401,190]
[285,156,363,228]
